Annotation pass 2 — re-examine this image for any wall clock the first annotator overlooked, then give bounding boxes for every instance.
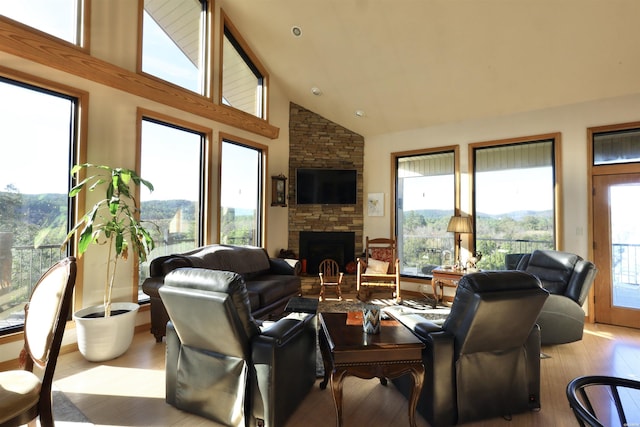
[271,174,287,207]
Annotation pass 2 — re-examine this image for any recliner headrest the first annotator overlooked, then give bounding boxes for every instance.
[160,268,260,355]
[443,271,548,354]
[519,249,588,296]
[458,270,544,293]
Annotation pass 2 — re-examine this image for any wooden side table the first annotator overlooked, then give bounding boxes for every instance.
[318,312,425,427]
[431,268,465,304]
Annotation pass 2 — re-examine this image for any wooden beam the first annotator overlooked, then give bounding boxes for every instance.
[0,17,279,139]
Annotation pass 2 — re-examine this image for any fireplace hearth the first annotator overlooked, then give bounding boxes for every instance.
[299,231,355,275]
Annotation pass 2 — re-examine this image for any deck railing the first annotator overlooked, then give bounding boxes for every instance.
[3,239,638,327]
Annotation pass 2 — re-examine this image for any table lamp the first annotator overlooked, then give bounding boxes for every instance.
[447,215,473,269]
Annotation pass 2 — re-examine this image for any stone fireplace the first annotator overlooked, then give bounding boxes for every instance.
[299,231,355,274]
[287,103,365,276]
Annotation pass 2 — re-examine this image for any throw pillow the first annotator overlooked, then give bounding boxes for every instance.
[370,248,394,263]
[365,258,389,274]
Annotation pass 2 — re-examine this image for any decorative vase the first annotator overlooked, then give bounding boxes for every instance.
[362,304,381,334]
[73,302,139,362]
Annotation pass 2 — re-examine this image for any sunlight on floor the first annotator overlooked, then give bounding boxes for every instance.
[55,365,165,399]
[584,328,616,340]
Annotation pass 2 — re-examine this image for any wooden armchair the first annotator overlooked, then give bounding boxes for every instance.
[318,258,343,301]
[356,237,401,302]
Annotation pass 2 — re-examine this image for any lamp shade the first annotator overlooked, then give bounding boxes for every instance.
[447,216,473,234]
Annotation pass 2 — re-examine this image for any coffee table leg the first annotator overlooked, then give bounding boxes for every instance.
[330,368,348,427]
[407,364,425,427]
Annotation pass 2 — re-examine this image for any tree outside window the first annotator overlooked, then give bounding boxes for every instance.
[0,77,77,334]
[395,150,456,278]
[472,138,557,269]
[219,139,263,246]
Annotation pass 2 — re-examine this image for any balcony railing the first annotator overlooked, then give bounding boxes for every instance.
[3,239,639,331]
[0,244,62,330]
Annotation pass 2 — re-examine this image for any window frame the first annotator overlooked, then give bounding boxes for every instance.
[136,108,211,300]
[469,133,563,263]
[0,0,90,50]
[217,132,267,247]
[0,67,87,337]
[219,10,269,120]
[137,0,212,96]
[590,121,640,170]
[392,145,460,282]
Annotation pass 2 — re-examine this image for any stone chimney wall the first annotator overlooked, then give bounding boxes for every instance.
[287,103,364,259]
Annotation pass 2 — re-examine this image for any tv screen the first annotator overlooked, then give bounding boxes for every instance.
[296,168,357,204]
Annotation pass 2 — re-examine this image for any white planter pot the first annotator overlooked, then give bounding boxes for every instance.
[73,302,139,362]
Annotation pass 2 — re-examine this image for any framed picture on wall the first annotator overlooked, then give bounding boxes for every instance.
[367,193,384,216]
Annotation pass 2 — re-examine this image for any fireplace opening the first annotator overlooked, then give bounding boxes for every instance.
[299,231,355,275]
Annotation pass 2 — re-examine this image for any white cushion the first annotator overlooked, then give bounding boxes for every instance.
[365,258,389,274]
[0,370,41,423]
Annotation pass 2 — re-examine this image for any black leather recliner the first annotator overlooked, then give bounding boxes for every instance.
[516,249,598,345]
[392,271,549,426]
[159,268,316,427]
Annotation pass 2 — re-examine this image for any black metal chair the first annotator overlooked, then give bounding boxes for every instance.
[566,375,640,427]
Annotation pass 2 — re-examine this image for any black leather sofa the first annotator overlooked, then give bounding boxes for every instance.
[160,268,316,427]
[516,249,598,345]
[142,244,301,342]
[391,271,549,426]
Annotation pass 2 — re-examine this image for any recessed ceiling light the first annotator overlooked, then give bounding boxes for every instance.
[291,26,302,37]
[355,110,366,118]
[311,87,322,96]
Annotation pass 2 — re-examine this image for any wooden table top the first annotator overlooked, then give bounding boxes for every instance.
[432,267,466,276]
[319,312,424,364]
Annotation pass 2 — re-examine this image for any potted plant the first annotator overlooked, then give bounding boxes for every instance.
[62,163,156,362]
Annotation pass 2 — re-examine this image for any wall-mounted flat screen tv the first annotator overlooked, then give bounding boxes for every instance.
[296,168,357,204]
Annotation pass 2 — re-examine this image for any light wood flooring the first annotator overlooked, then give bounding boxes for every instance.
[51,300,640,427]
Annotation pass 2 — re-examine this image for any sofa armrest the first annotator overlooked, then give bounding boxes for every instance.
[251,312,316,426]
[568,260,597,306]
[385,309,445,337]
[269,257,301,275]
[256,313,313,346]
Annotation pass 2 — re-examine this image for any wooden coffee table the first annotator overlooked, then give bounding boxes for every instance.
[318,312,425,427]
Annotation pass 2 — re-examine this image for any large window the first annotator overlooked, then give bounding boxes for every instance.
[141,0,208,94]
[0,77,78,334]
[138,115,206,299]
[221,14,267,119]
[219,137,264,246]
[0,0,86,46]
[395,149,457,278]
[472,135,559,270]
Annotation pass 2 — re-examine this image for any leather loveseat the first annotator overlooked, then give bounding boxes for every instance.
[160,268,317,427]
[142,244,301,342]
[516,249,597,345]
[391,271,549,426]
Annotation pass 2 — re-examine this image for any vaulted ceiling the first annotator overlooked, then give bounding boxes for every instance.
[221,1,640,138]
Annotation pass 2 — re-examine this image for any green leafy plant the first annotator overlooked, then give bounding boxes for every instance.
[61,163,156,316]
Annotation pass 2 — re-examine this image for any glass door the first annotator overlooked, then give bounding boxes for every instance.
[593,174,640,327]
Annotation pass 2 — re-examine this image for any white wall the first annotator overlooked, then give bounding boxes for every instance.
[363,92,640,293]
